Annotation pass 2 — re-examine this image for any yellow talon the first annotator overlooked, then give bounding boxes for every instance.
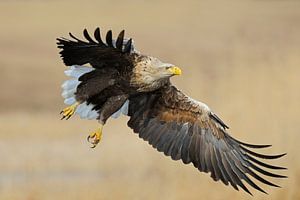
[60,102,79,120]
[87,126,103,148]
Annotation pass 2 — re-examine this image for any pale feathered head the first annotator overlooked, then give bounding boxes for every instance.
[136,56,181,82]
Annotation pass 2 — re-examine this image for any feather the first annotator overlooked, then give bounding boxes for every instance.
[124,38,132,53]
[64,97,76,105]
[121,100,129,115]
[68,32,87,44]
[94,27,105,45]
[64,65,94,78]
[111,108,122,119]
[61,79,79,90]
[74,102,98,120]
[61,87,76,99]
[240,146,286,159]
[180,125,192,164]
[116,30,125,50]
[83,29,97,44]
[106,30,113,47]
[246,155,287,170]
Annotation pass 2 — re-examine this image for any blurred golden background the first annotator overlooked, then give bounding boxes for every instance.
[0,0,299,199]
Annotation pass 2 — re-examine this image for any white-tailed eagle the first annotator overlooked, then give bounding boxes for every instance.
[57,28,286,195]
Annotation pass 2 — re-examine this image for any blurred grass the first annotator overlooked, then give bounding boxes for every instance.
[0,0,299,199]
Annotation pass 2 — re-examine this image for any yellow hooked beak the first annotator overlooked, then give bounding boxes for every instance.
[168,66,182,75]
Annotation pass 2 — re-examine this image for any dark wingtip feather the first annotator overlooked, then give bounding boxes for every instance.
[116,30,125,50]
[228,135,272,149]
[56,38,66,47]
[94,27,104,45]
[241,146,287,159]
[241,143,272,149]
[83,28,96,44]
[239,182,252,196]
[69,32,86,43]
[248,168,281,188]
[247,155,287,170]
[124,38,132,53]
[249,179,268,194]
[106,30,113,47]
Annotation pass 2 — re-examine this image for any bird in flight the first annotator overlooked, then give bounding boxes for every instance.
[57,28,286,195]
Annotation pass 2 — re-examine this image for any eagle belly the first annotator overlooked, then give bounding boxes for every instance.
[61,65,129,120]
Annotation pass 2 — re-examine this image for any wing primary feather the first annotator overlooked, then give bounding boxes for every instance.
[216,149,237,185]
[189,128,200,168]
[69,32,87,44]
[94,27,104,45]
[198,130,208,172]
[207,144,219,181]
[180,127,192,164]
[106,30,113,47]
[246,154,287,170]
[230,149,281,188]
[195,134,203,170]
[124,38,132,53]
[224,152,266,195]
[116,30,125,50]
[170,124,188,160]
[247,161,287,178]
[228,135,272,149]
[175,130,189,161]
[241,146,287,159]
[246,167,281,187]
[83,29,97,44]
[241,143,272,149]
[213,147,229,185]
[180,124,193,164]
[203,134,214,174]
[221,152,248,193]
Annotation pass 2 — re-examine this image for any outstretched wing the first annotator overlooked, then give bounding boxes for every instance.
[127,85,286,195]
[57,28,136,69]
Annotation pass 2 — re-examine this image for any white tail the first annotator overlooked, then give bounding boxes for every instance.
[61,65,129,120]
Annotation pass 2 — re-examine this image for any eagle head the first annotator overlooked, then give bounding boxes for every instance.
[131,56,182,91]
[139,56,181,78]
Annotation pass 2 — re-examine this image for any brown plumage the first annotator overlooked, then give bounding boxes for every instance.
[128,85,286,195]
[57,28,286,195]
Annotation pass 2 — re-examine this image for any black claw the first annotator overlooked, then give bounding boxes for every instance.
[87,134,98,148]
[61,115,66,120]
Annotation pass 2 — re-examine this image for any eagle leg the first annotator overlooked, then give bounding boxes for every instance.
[86,94,128,148]
[60,102,80,120]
